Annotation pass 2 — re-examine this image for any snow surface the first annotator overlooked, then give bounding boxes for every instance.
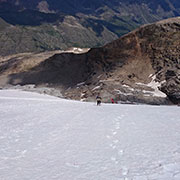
[66,47,90,54]
[0,89,180,180]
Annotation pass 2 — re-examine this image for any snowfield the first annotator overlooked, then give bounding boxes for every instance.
[0,90,180,180]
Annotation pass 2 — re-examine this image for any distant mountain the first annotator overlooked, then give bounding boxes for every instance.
[0,0,180,55]
[1,0,180,15]
[0,17,180,104]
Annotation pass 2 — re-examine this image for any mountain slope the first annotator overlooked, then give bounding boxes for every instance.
[0,0,180,55]
[0,12,118,56]
[1,0,180,16]
[0,17,179,104]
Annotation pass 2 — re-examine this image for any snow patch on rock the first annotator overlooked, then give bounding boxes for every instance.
[136,75,167,97]
[66,47,90,54]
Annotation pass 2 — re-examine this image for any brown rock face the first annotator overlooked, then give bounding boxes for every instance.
[160,70,180,104]
[0,17,180,104]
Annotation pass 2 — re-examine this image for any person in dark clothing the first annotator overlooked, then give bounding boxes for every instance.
[96,95,102,106]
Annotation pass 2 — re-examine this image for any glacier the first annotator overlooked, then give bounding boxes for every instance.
[0,89,180,180]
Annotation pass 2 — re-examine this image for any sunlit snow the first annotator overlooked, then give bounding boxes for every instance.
[0,90,180,180]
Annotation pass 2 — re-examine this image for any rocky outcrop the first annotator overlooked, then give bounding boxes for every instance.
[0,17,180,104]
[160,70,180,104]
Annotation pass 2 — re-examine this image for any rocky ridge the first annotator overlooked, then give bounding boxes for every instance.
[0,17,180,104]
